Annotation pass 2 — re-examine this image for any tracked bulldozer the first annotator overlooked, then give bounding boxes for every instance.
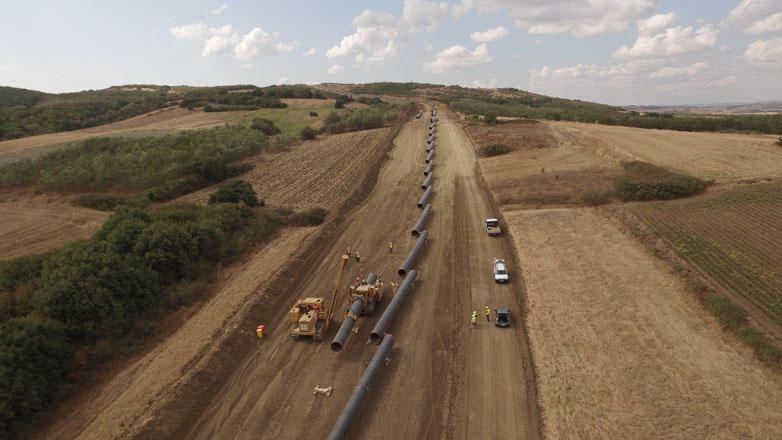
[290,254,349,341]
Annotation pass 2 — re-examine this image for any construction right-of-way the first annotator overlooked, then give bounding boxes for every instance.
[160,105,541,440]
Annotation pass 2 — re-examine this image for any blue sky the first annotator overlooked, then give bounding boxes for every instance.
[1,0,780,105]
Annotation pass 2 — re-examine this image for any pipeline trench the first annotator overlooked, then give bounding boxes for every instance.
[136,106,541,440]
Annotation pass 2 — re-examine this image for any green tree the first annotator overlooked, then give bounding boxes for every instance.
[208,179,262,207]
[250,118,281,135]
[133,222,197,282]
[32,241,158,341]
[0,317,73,436]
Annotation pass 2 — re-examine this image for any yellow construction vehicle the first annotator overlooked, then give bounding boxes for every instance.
[347,272,385,315]
[290,254,349,341]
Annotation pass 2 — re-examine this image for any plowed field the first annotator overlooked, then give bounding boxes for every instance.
[505,207,782,439]
[631,181,782,329]
[0,199,108,259]
[177,128,392,210]
[548,121,782,182]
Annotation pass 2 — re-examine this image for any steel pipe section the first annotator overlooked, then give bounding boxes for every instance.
[424,160,434,176]
[369,271,417,343]
[330,299,365,352]
[425,149,435,164]
[428,134,434,144]
[426,142,434,152]
[398,230,428,276]
[411,204,431,236]
[417,185,433,209]
[366,272,378,285]
[327,334,396,440]
[421,173,433,190]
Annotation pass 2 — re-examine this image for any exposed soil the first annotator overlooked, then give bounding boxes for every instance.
[176,128,392,211]
[548,121,782,182]
[0,198,108,259]
[505,207,782,439]
[50,107,543,439]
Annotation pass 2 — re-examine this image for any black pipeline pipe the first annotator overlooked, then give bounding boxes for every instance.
[370,271,417,343]
[327,334,396,440]
[331,299,365,352]
[421,173,433,190]
[398,230,428,276]
[424,160,434,176]
[411,204,431,236]
[417,185,433,209]
[425,149,435,163]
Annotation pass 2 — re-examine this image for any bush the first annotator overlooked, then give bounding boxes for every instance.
[579,189,609,206]
[74,193,143,211]
[484,113,497,124]
[289,207,327,225]
[325,111,340,125]
[208,179,262,207]
[309,111,318,117]
[777,137,782,147]
[481,143,511,157]
[250,118,281,136]
[0,317,73,435]
[300,126,317,140]
[616,161,710,201]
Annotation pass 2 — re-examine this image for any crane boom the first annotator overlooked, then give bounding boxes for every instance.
[325,255,349,332]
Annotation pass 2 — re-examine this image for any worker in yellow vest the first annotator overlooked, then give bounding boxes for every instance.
[471,311,478,328]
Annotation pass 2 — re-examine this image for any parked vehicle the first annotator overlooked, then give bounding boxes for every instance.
[485,218,501,236]
[494,307,511,327]
[493,258,509,283]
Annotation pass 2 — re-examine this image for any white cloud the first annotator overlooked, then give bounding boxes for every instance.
[203,25,240,56]
[725,0,782,23]
[277,76,290,83]
[233,27,299,60]
[475,0,660,37]
[743,36,782,62]
[470,26,510,43]
[423,43,492,73]
[637,13,678,36]
[403,0,449,33]
[301,48,316,56]
[451,0,474,19]
[326,9,404,63]
[241,63,253,69]
[212,4,228,15]
[612,24,718,60]
[425,43,435,51]
[171,22,208,40]
[745,12,782,34]
[326,64,344,74]
[648,62,707,78]
[472,77,499,88]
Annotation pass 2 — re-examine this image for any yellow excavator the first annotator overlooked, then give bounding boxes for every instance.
[289,254,349,341]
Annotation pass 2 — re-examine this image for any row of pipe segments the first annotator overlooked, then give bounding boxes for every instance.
[327,107,438,440]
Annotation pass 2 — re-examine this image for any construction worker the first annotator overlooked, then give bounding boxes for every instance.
[355,252,361,262]
[471,311,478,328]
[485,306,491,322]
[346,246,351,256]
[389,241,393,253]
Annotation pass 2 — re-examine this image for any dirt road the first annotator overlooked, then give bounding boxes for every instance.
[129,109,542,439]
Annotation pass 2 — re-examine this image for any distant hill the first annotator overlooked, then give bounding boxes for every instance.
[625,101,782,115]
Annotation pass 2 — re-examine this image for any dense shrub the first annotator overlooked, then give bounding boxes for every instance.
[481,143,511,157]
[309,111,318,117]
[300,126,317,140]
[323,102,413,135]
[0,317,73,434]
[208,180,262,207]
[616,161,710,201]
[579,189,609,206]
[250,118,281,135]
[334,95,353,109]
[324,111,341,125]
[289,207,327,225]
[484,113,497,123]
[74,194,143,211]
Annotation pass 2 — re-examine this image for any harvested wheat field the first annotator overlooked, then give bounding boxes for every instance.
[0,106,227,164]
[505,207,782,439]
[178,128,392,210]
[0,199,108,259]
[548,121,782,182]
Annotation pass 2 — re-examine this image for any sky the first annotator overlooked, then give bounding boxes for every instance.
[1,0,780,105]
